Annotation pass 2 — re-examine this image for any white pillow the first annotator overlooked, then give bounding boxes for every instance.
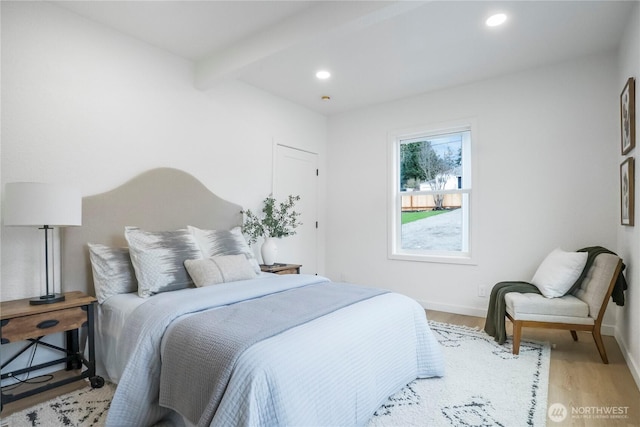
[531,248,588,298]
[184,254,257,287]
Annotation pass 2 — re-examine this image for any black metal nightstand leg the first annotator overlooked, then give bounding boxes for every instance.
[66,329,81,370]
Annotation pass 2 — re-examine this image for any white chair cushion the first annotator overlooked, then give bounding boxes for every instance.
[505,292,593,325]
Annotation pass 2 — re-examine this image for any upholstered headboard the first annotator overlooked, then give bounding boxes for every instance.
[61,168,243,297]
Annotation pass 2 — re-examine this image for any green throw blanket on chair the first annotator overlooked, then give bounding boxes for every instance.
[483,246,627,345]
[484,281,540,345]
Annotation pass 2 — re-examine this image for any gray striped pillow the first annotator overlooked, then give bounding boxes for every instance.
[125,227,202,298]
[88,243,138,304]
[188,226,260,274]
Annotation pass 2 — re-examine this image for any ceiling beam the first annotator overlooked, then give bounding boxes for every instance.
[193,1,426,90]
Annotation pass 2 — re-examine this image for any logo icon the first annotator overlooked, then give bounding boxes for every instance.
[548,403,568,422]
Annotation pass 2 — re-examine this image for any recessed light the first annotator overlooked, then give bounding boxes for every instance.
[316,70,331,80]
[486,13,507,27]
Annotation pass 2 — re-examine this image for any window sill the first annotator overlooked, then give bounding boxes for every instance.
[389,251,477,265]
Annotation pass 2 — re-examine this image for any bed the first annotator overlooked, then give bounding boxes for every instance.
[61,168,444,427]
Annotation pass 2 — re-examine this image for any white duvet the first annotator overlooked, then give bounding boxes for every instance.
[103,274,444,426]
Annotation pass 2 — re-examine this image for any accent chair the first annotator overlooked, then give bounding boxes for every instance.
[504,253,623,364]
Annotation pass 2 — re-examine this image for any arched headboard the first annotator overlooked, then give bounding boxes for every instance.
[61,168,243,296]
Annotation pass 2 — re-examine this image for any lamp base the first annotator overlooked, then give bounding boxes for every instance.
[30,293,66,305]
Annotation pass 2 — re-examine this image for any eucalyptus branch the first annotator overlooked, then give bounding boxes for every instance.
[242,195,302,244]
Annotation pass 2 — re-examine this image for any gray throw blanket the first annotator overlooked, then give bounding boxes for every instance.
[159,282,387,426]
[484,246,627,344]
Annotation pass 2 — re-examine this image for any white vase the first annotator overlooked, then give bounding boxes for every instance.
[261,237,278,265]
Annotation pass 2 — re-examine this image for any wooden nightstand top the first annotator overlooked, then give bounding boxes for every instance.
[260,263,302,275]
[1,291,96,320]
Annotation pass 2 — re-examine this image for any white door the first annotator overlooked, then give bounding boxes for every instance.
[273,144,318,274]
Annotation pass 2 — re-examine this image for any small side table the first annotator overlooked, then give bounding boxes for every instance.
[1,291,104,410]
[260,263,302,275]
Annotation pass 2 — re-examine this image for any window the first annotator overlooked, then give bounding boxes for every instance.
[389,121,475,263]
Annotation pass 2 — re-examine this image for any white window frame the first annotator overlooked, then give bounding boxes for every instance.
[388,119,477,264]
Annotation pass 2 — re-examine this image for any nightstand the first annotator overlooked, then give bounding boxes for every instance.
[260,263,302,275]
[0,291,104,410]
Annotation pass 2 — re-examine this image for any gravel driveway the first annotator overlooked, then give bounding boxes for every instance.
[401,209,462,251]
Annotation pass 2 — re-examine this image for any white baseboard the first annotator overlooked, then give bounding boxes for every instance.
[417,300,487,318]
[600,323,616,336]
[614,329,640,392]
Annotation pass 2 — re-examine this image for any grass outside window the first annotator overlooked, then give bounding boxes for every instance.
[401,209,452,225]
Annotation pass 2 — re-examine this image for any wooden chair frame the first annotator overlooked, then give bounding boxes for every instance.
[506,258,622,364]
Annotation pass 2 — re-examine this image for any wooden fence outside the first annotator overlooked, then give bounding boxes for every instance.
[401,193,462,211]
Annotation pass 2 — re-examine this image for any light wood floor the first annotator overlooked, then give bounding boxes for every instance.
[427,310,640,427]
[2,311,639,426]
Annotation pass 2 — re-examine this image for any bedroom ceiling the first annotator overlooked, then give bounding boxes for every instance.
[53,1,635,116]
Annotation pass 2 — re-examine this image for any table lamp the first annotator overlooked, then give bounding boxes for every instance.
[3,182,81,305]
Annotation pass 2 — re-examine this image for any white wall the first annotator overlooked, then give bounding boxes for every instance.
[616,2,640,390]
[0,1,327,302]
[326,53,620,324]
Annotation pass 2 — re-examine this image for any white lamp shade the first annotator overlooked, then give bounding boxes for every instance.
[4,182,82,227]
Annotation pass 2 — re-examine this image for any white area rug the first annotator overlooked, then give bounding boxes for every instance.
[1,382,116,426]
[369,321,550,427]
[3,321,550,427]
